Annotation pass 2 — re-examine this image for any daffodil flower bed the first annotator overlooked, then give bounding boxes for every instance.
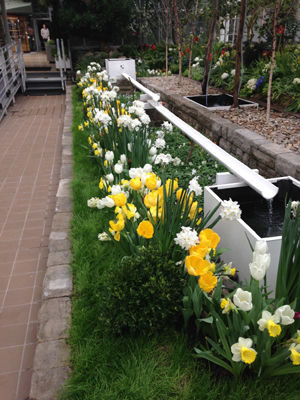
[74,63,300,380]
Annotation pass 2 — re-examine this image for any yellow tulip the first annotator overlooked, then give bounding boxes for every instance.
[146,176,157,190]
[137,221,154,239]
[189,243,208,259]
[185,255,210,276]
[112,193,127,207]
[109,214,125,232]
[199,271,218,293]
[199,229,220,249]
[130,177,142,190]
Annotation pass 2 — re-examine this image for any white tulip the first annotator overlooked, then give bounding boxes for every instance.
[106,173,114,183]
[111,185,122,195]
[252,252,271,270]
[102,196,115,208]
[114,163,123,174]
[249,262,266,281]
[149,147,157,156]
[128,143,132,152]
[105,151,114,161]
[254,240,268,254]
[120,154,127,164]
[275,305,295,325]
[143,164,152,173]
[96,199,105,209]
[233,288,253,311]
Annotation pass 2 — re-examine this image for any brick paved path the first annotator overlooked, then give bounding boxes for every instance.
[0,94,65,400]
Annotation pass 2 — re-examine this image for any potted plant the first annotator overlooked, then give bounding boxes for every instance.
[45,39,56,63]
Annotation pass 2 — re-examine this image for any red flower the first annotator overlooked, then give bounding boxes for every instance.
[186,48,190,53]
[194,36,199,42]
[132,31,137,36]
[294,312,300,319]
[276,25,285,35]
[209,54,212,61]
[182,53,184,56]
[221,50,225,55]
[152,45,156,50]
[146,44,149,47]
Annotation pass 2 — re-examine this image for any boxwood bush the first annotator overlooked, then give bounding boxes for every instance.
[98,246,185,335]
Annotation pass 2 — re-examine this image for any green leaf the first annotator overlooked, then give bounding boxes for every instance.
[194,348,234,375]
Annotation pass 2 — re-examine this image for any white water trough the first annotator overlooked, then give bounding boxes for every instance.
[185,93,258,111]
[121,73,299,292]
[204,174,300,293]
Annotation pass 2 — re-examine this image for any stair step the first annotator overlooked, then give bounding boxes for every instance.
[25,87,65,96]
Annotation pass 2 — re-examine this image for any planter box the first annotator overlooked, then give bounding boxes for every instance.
[185,94,258,110]
[55,58,71,70]
[204,174,300,293]
[105,58,136,82]
[46,45,55,63]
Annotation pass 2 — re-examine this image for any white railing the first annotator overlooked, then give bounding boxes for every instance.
[0,39,26,122]
[56,38,66,91]
[122,72,279,200]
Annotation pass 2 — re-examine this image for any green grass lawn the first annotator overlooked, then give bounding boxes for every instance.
[59,87,300,400]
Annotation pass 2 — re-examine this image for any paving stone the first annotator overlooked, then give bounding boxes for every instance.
[56,179,72,197]
[34,340,70,370]
[62,136,72,146]
[47,250,72,267]
[49,237,71,253]
[43,265,72,299]
[56,197,73,213]
[38,297,71,341]
[30,366,70,400]
[51,212,72,231]
[60,163,73,180]
[50,231,68,241]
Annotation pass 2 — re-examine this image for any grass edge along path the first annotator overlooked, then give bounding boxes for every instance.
[59,87,300,400]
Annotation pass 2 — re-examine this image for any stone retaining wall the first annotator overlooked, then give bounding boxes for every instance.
[139,79,300,180]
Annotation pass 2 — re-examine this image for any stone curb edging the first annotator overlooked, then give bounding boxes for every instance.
[139,78,300,180]
[29,86,73,400]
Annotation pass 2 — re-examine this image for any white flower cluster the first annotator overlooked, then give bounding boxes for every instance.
[293,78,300,84]
[291,201,299,217]
[154,138,166,149]
[221,72,229,80]
[98,232,112,241]
[249,240,271,281]
[153,153,173,166]
[231,69,236,76]
[219,198,242,220]
[94,109,112,127]
[161,121,173,132]
[174,226,199,250]
[87,197,100,208]
[247,78,257,91]
[188,177,203,196]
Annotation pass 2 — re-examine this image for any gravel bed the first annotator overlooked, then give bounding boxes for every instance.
[146,76,300,154]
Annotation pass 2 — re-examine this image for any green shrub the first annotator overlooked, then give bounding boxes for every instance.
[170,64,179,74]
[111,51,123,58]
[99,246,185,335]
[100,51,108,59]
[182,69,189,77]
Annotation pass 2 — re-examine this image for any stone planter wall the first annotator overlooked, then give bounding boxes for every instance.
[139,79,300,180]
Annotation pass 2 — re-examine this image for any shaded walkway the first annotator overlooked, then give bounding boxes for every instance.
[0,94,65,400]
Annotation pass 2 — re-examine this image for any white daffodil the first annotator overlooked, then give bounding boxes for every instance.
[257,310,281,337]
[233,288,253,311]
[249,262,266,281]
[275,305,295,325]
[231,337,257,364]
[289,343,300,365]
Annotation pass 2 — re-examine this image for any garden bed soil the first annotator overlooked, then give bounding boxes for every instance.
[145,76,300,155]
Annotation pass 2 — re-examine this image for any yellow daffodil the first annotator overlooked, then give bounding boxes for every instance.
[78,124,83,130]
[289,343,300,365]
[231,338,257,364]
[257,311,281,337]
[88,137,92,145]
[92,143,98,149]
[221,298,236,314]
[198,271,218,293]
[136,221,154,239]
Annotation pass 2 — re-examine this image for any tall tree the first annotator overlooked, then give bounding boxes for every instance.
[202,0,218,95]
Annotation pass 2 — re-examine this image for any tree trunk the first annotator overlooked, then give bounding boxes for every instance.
[202,0,218,95]
[188,0,199,87]
[165,0,169,78]
[173,0,182,85]
[266,0,280,123]
[231,0,247,109]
